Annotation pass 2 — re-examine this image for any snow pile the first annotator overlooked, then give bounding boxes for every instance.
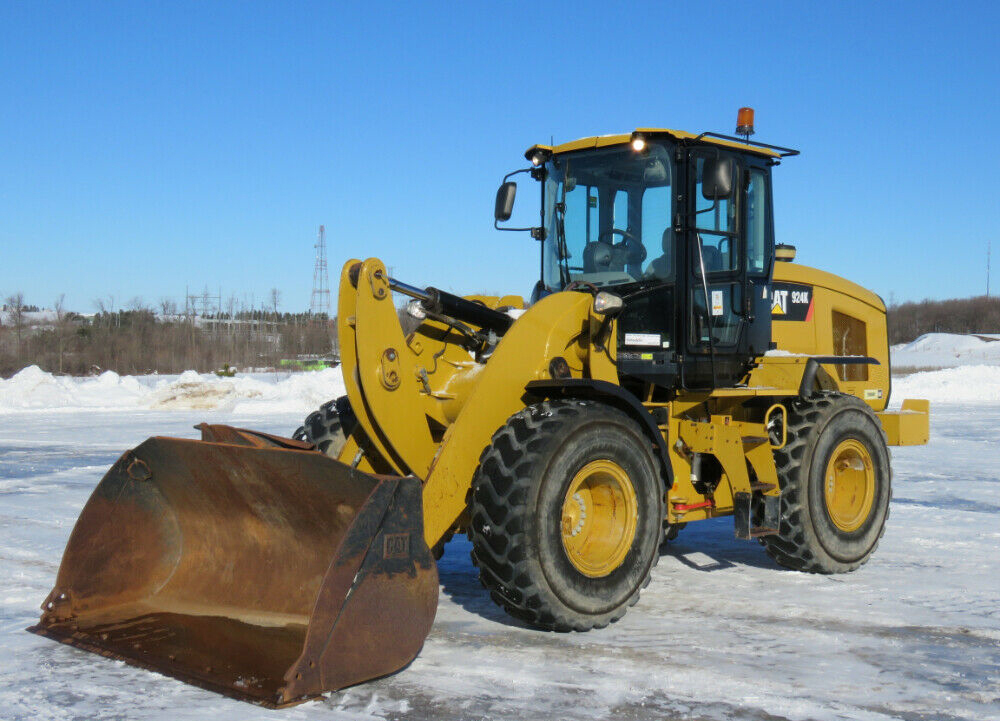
[891,332,1000,369]
[0,366,147,410]
[893,364,1000,403]
[0,366,346,414]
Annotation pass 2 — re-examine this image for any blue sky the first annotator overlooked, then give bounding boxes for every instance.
[2,1,998,313]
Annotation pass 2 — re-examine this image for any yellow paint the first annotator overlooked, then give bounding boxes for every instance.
[560,460,638,578]
[823,439,876,532]
[877,399,930,446]
[354,259,437,477]
[420,291,592,547]
[768,262,891,411]
[336,259,405,475]
[525,127,783,161]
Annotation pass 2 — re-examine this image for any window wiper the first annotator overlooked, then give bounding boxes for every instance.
[555,168,571,288]
[554,202,571,288]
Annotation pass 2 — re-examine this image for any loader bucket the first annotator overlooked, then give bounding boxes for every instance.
[28,426,438,708]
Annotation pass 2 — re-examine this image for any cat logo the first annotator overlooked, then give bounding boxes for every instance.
[772,289,789,315]
[770,283,814,322]
[383,533,410,560]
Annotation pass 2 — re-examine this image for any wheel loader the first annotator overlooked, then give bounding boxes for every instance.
[31,111,930,707]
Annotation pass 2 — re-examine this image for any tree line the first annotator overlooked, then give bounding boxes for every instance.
[886,295,1000,345]
[0,292,335,377]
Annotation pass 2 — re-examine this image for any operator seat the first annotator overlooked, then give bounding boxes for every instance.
[643,228,674,279]
[699,245,722,272]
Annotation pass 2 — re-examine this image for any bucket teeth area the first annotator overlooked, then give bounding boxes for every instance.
[34,608,311,705]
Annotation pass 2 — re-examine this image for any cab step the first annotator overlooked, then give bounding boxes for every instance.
[733,492,781,541]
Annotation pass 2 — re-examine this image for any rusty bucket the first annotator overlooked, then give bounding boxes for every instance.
[28,425,438,708]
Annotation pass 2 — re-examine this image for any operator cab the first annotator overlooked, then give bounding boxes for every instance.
[497,113,799,392]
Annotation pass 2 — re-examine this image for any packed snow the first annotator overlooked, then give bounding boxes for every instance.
[892,332,1000,369]
[0,365,347,415]
[1,339,998,720]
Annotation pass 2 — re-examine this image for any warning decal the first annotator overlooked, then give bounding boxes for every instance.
[711,290,724,316]
[771,283,814,322]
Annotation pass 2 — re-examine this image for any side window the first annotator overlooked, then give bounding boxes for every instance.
[693,155,738,273]
[613,189,629,232]
[696,235,736,273]
[559,182,588,256]
[746,168,769,275]
[641,185,672,279]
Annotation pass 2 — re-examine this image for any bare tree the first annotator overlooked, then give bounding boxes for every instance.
[270,288,281,319]
[93,296,118,327]
[54,294,69,373]
[226,295,237,339]
[5,292,26,360]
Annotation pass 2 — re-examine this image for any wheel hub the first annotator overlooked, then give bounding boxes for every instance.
[560,460,638,577]
[823,439,875,532]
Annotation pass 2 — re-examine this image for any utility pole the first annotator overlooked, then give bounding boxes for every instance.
[310,225,331,317]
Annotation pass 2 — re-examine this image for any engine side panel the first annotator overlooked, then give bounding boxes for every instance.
[768,262,891,411]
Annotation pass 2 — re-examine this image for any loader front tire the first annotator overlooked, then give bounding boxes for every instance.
[762,392,891,574]
[292,396,357,459]
[470,400,664,631]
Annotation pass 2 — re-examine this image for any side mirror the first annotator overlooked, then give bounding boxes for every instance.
[702,157,734,200]
[495,182,517,222]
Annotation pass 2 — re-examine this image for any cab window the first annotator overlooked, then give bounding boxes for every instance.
[746,168,769,275]
[641,185,673,280]
[693,155,738,274]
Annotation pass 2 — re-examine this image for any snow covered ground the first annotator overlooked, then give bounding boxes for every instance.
[1,361,998,720]
[892,332,1000,370]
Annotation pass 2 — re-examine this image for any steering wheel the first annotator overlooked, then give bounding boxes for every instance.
[564,280,600,295]
[597,228,638,246]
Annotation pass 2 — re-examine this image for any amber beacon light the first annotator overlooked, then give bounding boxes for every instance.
[736,107,755,140]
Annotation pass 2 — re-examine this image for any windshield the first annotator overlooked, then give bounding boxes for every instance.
[542,142,674,291]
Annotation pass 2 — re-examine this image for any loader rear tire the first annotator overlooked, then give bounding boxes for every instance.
[762,392,891,574]
[469,400,664,632]
[292,396,357,459]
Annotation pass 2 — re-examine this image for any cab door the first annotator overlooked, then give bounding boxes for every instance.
[682,149,749,387]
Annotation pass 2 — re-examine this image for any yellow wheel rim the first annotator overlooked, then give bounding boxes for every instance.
[560,460,638,577]
[823,439,876,532]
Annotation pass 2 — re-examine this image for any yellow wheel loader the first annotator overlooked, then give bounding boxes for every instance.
[31,113,930,706]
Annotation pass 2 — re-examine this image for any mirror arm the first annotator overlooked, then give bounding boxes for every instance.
[495,166,545,235]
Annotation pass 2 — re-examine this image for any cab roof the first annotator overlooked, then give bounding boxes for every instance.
[525,127,788,161]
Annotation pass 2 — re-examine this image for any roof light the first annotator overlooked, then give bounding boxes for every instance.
[631,135,646,152]
[736,107,755,139]
[524,147,552,166]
